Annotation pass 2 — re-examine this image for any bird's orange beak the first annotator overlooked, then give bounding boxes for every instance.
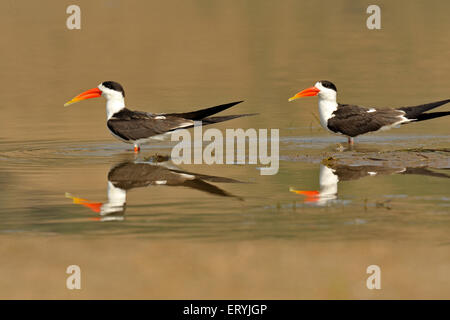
[288,86,320,101]
[65,193,103,213]
[289,188,320,203]
[64,87,102,107]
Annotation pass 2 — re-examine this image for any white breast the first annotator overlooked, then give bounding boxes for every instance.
[319,165,339,197]
[318,99,338,133]
[100,181,127,215]
[106,99,126,120]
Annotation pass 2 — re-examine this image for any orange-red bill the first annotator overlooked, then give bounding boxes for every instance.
[65,193,103,213]
[64,87,102,106]
[288,86,320,101]
[290,188,320,197]
[289,187,320,203]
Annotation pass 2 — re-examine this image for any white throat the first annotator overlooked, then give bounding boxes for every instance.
[319,165,338,197]
[314,81,338,132]
[318,97,338,131]
[100,181,127,215]
[316,164,338,205]
[98,83,126,120]
[106,98,125,120]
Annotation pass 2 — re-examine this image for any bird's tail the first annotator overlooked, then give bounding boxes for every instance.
[169,169,245,184]
[181,179,241,199]
[413,111,450,122]
[168,101,244,120]
[398,99,450,120]
[202,113,258,124]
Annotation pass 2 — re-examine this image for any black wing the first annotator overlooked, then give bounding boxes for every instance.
[327,104,405,137]
[108,162,189,189]
[107,108,193,141]
[328,164,404,181]
[108,161,240,198]
[107,102,255,141]
[166,101,244,120]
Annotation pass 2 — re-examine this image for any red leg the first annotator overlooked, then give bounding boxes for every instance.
[348,137,354,145]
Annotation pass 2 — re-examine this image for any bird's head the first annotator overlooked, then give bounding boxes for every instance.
[64,81,125,107]
[288,80,337,102]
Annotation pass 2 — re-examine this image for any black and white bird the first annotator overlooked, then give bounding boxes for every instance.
[65,81,251,152]
[66,158,243,221]
[289,81,450,145]
[290,162,449,206]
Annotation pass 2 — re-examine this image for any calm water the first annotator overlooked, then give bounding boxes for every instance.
[0,1,449,298]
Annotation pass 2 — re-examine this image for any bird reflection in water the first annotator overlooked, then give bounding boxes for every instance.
[66,156,243,221]
[290,161,449,206]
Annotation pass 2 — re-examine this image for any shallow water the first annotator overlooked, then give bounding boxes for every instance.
[0,0,449,299]
[0,139,449,241]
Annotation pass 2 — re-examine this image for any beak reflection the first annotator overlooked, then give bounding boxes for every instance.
[290,160,450,207]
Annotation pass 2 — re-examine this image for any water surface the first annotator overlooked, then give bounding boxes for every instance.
[0,0,449,299]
